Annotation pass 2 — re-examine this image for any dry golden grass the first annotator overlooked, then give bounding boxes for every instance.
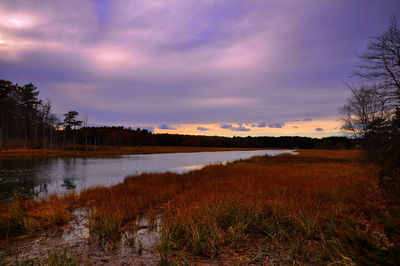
[75,149,397,264]
[0,146,265,158]
[1,149,398,264]
[0,193,78,238]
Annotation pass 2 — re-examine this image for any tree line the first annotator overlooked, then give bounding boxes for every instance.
[341,16,400,179]
[0,80,353,150]
[0,81,92,150]
[74,127,354,149]
[0,80,58,149]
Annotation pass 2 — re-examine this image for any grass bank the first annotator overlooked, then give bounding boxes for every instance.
[1,150,399,264]
[0,145,267,159]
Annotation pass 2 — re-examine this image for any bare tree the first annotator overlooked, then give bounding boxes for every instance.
[340,84,390,138]
[342,15,400,168]
[39,99,52,149]
[83,114,89,151]
[355,16,400,106]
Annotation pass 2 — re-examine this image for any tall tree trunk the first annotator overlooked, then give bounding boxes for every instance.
[0,127,2,149]
[85,128,88,151]
[33,121,37,148]
[50,128,53,149]
[42,125,46,149]
[24,128,27,149]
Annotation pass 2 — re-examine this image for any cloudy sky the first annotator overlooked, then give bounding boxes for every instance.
[0,0,399,137]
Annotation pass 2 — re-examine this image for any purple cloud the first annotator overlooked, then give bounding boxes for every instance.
[0,0,398,136]
[231,125,251,132]
[219,123,251,132]
[158,124,176,130]
[268,123,285,128]
[220,124,233,129]
[315,127,325,132]
[252,122,268,128]
[197,126,211,131]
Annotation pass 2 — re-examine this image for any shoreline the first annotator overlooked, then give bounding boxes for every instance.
[0,146,279,159]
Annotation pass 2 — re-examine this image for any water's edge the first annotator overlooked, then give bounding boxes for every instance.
[0,149,296,202]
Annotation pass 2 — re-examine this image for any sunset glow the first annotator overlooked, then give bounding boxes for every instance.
[1,15,36,29]
[95,49,132,67]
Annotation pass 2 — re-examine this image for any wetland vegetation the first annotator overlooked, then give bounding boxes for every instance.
[1,150,399,265]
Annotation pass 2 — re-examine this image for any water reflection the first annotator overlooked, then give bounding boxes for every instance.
[0,150,296,202]
[62,177,77,190]
[0,158,51,200]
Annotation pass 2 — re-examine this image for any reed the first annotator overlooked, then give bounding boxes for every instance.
[0,193,77,238]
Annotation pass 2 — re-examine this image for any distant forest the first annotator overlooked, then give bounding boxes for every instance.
[0,79,354,150]
[75,127,355,149]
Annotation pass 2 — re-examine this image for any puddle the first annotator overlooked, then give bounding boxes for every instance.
[4,208,161,265]
[121,216,162,256]
[61,208,90,242]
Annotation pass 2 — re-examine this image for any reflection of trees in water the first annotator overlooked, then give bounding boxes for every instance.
[79,158,87,190]
[0,176,48,202]
[61,158,77,190]
[62,177,76,190]
[0,157,88,202]
[0,158,52,202]
[63,158,86,191]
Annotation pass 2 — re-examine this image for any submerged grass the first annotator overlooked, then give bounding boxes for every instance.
[1,149,399,264]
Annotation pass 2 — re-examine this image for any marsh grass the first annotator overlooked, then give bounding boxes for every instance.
[1,150,399,264]
[0,193,77,238]
[45,248,79,266]
[153,150,398,264]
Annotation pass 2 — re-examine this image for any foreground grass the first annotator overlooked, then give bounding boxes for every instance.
[0,145,265,158]
[0,194,78,239]
[1,150,399,264]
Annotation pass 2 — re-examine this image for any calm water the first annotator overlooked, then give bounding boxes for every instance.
[0,149,295,201]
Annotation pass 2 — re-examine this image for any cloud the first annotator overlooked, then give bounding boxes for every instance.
[303,118,313,121]
[268,123,285,128]
[315,127,325,132]
[231,125,251,132]
[219,123,251,132]
[252,122,268,128]
[196,126,211,131]
[252,122,285,128]
[0,0,397,132]
[292,126,298,128]
[158,124,176,130]
[220,123,233,129]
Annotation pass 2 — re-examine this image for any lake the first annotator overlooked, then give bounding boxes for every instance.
[0,149,295,202]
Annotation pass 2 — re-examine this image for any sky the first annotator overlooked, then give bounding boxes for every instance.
[0,0,399,137]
